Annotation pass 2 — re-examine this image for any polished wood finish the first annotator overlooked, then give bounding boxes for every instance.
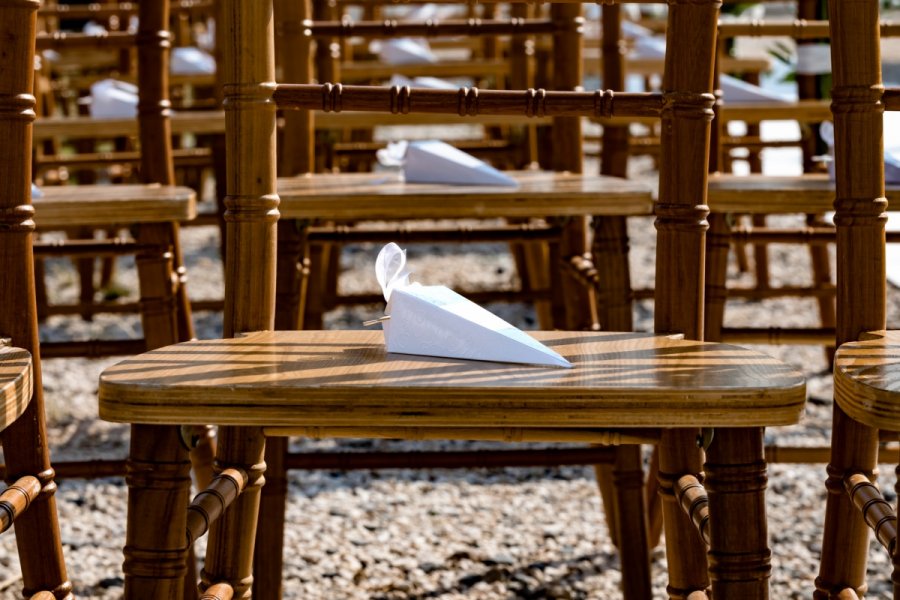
[708,174,900,214]
[33,185,196,228]
[817,2,888,598]
[834,331,900,431]
[0,476,42,533]
[274,83,665,118]
[98,330,805,428]
[277,171,654,219]
[0,0,71,596]
[0,347,33,432]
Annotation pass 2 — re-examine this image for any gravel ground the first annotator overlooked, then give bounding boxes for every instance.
[3,155,900,599]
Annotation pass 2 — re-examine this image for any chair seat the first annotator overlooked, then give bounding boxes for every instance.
[0,346,32,432]
[98,330,805,428]
[34,183,197,228]
[277,171,654,220]
[834,330,900,430]
[708,173,900,214]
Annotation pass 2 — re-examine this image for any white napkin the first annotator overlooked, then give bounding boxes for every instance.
[376,140,517,187]
[82,21,107,35]
[376,243,572,368]
[88,79,138,119]
[31,183,43,199]
[374,38,438,65]
[171,47,216,75]
[720,74,791,104]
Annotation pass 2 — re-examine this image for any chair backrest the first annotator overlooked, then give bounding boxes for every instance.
[0,0,70,595]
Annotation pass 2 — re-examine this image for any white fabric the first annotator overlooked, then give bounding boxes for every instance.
[376,244,572,368]
[89,79,138,119]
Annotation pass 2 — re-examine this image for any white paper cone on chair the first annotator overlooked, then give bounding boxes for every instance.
[404,140,518,186]
[89,79,139,119]
[375,243,572,368]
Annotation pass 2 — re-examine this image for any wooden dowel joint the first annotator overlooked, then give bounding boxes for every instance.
[186,467,249,545]
[0,476,41,533]
[844,472,898,554]
[675,474,710,547]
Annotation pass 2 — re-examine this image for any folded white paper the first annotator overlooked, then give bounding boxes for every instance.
[720,74,791,104]
[89,79,138,119]
[376,38,438,65]
[376,243,572,368]
[820,117,900,183]
[82,21,107,35]
[388,74,459,90]
[31,183,43,199]
[796,44,831,75]
[171,47,216,75]
[404,140,518,186]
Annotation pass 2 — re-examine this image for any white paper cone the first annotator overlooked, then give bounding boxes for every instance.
[404,140,518,187]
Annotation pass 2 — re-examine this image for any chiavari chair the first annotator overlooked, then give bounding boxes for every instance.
[0,0,72,596]
[816,1,900,596]
[14,2,217,587]
[97,0,808,599]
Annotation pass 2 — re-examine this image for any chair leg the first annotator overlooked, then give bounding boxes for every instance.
[124,424,193,600]
[658,430,709,599]
[558,216,598,331]
[807,214,836,364]
[815,408,879,599]
[169,224,195,342]
[252,436,287,600]
[704,214,731,343]
[133,222,202,598]
[1,403,72,599]
[751,215,770,294]
[302,242,329,330]
[201,427,266,598]
[34,257,49,323]
[74,227,96,322]
[705,427,771,599]
[611,445,652,600]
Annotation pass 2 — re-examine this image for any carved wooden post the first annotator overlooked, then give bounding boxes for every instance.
[256,2,314,593]
[654,0,719,595]
[816,1,886,597]
[124,1,194,598]
[202,0,278,594]
[0,0,71,597]
[591,7,652,600]
[551,3,597,331]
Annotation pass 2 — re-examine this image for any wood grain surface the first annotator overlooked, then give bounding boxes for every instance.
[99,330,806,428]
[834,331,900,430]
[709,174,900,214]
[34,184,196,227]
[278,171,654,219]
[0,346,32,433]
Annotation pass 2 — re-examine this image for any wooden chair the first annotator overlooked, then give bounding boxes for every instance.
[97,1,808,599]
[266,5,660,597]
[815,2,900,597]
[0,0,72,596]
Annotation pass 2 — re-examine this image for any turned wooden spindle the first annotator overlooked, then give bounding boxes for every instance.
[122,1,198,598]
[200,583,234,600]
[187,468,249,545]
[0,476,41,533]
[303,17,559,37]
[273,83,665,118]
[0,0,71,596]
[675,474,711,546]
[817,2,887,597]
[844,472,897,554]
[204,0,279,594]
[654,0,718,596]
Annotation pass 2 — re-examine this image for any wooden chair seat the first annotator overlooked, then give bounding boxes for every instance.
[0,346,33,432]
[834,330,900,431]
[34,184,197,228]
[277,171,654,220]
[708,173,900,214]
[98,330,805,428]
